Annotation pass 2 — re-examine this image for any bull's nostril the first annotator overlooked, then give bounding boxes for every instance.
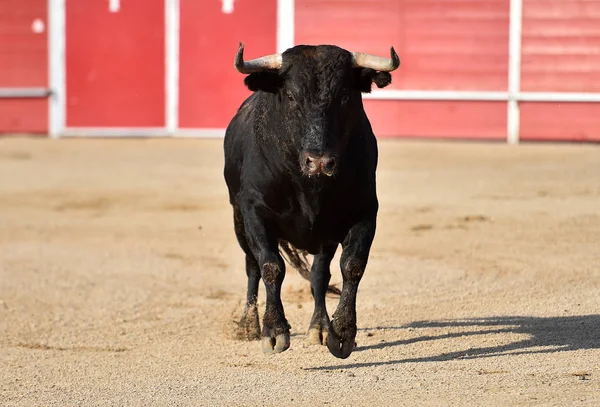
[306,156,317,171]
[323,158,336,173]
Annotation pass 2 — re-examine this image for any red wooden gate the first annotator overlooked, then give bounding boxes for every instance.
[65,0,165,128]
[178,0,277,131]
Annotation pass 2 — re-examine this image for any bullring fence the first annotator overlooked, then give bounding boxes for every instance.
[1,0,600,142]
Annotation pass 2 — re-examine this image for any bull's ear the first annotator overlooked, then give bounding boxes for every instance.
[243,72,284,94]
[355,68,393,93]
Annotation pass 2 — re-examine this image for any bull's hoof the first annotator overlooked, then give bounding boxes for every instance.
[260,309,291,354]
[235,304,261,341]
[307,313,330,345]
[261,333,290,354]
[307,327,328,346]
[326,317,357,359]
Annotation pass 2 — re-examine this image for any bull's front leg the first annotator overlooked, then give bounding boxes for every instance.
[241,204,291,354]
[259,252,290,354]
[327,215,376,359]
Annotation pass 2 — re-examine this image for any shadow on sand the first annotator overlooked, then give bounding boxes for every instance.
[306,315,600,370]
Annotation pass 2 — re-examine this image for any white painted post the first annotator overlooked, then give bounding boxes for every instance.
[109,0,121,13]
[221,0,235,14]
[165,0,179,135]
[277,0,295,53]
[507,0,523,144]
[48,0,66,138]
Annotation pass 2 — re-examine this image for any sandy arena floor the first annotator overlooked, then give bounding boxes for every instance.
[0,137,599,406]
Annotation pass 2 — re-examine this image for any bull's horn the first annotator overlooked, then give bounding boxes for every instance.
[351,46,400,72]
[234,42,282,74]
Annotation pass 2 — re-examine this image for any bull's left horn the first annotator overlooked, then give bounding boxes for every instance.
[234,42,282,74]
[351,46,400,72]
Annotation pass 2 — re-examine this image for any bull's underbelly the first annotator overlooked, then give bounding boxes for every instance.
[279,236,331,255]
[276,216,347,255]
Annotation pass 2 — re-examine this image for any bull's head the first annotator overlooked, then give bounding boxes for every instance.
[234,42,400,177]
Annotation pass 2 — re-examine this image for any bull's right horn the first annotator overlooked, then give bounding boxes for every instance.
[234,42,282,74]
[351,46,401,72]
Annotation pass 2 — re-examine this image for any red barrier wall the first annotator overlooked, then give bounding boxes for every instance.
[296,0,510,140]
[1,0,600,141]
[520,0,600,141]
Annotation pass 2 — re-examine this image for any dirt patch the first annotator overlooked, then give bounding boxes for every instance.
[0,150,32,160]
[16,343,128,353]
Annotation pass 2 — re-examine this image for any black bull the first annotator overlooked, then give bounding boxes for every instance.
[223,42,400,359]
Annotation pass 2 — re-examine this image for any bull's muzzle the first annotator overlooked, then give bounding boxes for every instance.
[302,152,337,177]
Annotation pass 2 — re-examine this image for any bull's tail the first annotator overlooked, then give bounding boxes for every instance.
[278,240,341,296]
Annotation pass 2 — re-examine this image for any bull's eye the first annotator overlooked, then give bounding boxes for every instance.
[286,92,295,102]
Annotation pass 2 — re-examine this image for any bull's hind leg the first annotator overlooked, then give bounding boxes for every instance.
[307,244,338,345]
[233,209,261,340]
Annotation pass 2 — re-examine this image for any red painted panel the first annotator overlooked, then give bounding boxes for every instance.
[0,0,47,87]
[179,0,276,128]
[522,0,600,92]
[520,102,600,141]
[363,100,507,139]
[0,0,48,133]
[296,0,509,91]
[66,0,165,127]
[0,99,47,133]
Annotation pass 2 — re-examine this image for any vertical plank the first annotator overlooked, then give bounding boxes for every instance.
[65,0,165,127]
